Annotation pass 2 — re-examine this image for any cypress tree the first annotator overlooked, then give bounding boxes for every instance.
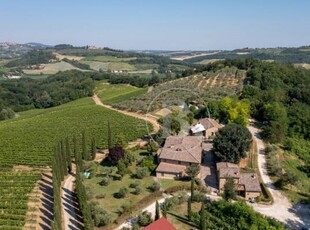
[65,137,72,173]
[56,143,64,181]
[73,135,82,167]
[91,137,96,160]
[155,200,160,220]
[82,130,88,160]
[60,140,68,176]
[187,197,192,221]
[200,202,206,230]
[108,121,112,149]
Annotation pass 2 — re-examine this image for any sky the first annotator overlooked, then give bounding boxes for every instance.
[1,0,309,50]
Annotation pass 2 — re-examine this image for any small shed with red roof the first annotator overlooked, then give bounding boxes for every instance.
[142,217,176,230]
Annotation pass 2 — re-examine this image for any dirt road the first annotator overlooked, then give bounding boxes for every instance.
[92,94,160,133]
[61,172,84,230]
[248,126,310,229]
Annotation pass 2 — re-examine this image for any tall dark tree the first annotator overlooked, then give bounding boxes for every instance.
[60,140,68,176]
[91,137,96,160]
[200,202,206,230]
[107,121,112,149]
[185,164,200,201]
[187,198,192,221]
[212,123,252,164]
[155,200,160,221]
[65,137,72,173]
[82,130,89,160]
[223,177,236,201]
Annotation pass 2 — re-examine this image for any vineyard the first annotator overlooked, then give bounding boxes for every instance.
[0,97,151,166]
[95,81,147,104]
[0,170,41,229]
[115,66,246,113]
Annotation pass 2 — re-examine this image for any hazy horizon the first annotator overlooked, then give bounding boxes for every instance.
[1,0,310,50]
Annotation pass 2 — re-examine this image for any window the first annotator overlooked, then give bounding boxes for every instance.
[178,161,181,164]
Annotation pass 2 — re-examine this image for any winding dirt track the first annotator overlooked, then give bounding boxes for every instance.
[249,126,310,229]
[92,94,160,133]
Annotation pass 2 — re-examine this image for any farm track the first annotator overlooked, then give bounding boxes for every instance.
[92,94,160,133]
[249,126,310,229]
[61,170,84,230]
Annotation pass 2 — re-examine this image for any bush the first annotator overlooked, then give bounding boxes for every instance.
[89,201,112,227]
[120,202,134,215]
[129,182,139,188]
[133,185,143,195]
[163,196,180,210]
[137,211,153,226]
[99,177,110,186]
[140,155,157,172]
[135,167,149,179]
[148,181,161,192]
[115,187,128,199]
[192,191,206,202]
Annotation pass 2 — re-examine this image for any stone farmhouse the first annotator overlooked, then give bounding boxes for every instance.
[216,162,261,200]
[156,136,203,179]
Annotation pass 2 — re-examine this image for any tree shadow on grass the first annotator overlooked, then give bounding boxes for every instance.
[168,212,199,229]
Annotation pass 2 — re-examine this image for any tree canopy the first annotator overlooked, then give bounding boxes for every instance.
[212,124,252,163]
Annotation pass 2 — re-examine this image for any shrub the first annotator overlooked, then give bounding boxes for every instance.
[163,196,180,210]
[114,187,129,199]
[120,202,134,215]
[99,177,110,186]
[148,181,161,192]
[140,155,157,172]
[129,182,139,188]
[137,211,153,226]
[192,191,206,202]
[89,201,112,227]
[135,167,149,179]
[133,185,143,195]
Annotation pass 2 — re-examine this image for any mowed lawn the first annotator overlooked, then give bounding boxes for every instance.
[0,97,151,166]
[95,82,147,104]
[84,168,155,222]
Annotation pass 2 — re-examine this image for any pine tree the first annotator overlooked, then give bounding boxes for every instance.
[91,137,96,160]
[65,137,72,173]
[187,197,192,221]
[155,200,160,220]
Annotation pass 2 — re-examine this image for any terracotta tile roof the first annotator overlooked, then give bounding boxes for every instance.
[199,118,221,130]
[216,162,239,170]
[157,136,202,163]
[143,217,176,230]
[156,162,186,174]
[240,173,262,192]
[219,167,240,178]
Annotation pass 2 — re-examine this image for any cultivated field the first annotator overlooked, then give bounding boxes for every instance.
[80,60,136,71]
[95,82,147,104]
[0,98,151,166]
[0,170,41,229]
[115,67,246,113]
[23,61,87,75]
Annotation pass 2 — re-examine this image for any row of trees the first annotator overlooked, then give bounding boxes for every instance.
[51,139,72,229]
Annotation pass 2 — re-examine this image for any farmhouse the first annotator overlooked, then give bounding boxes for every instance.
[217,162,261,200]
[156,136,203,179]
[189,118,221,138]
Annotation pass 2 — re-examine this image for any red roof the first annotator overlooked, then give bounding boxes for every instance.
[142,217,176,230]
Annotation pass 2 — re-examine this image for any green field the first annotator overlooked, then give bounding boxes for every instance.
[22,61,88,75]
[0,170,41,229]
[83,56,136,62]
[95,82,147,104]
[0,97,151,166]
[81,60,136,71]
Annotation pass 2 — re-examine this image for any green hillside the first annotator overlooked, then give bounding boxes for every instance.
[0,97,151,166]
